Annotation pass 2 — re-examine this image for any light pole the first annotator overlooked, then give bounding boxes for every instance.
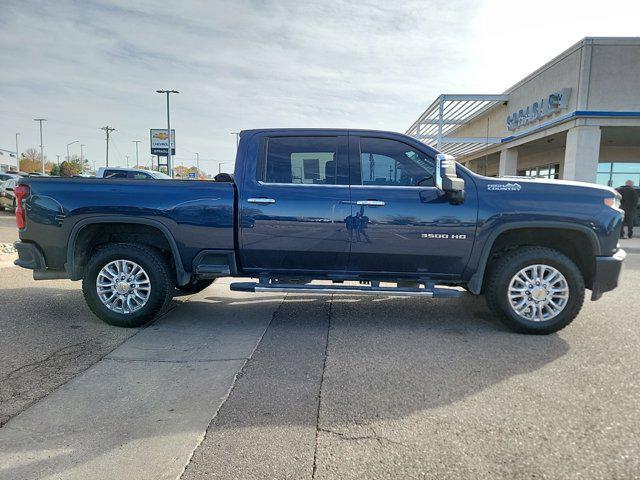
[100,126,116,167]
[80,144,86,164]
[195,152,200,176]
[230,131,239,149]
[125,155,129,167]
[56,155,60,167]
[132,140,141,167]
[15,133,20,171]
[34,118,47,175]
[218,162,224,174]
[66,140,79,162]
[156,89,179,177]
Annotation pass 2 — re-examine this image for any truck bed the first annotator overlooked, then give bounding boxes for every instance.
[18,177,235,276]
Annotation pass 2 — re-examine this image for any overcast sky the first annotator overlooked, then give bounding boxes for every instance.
[1,0,639,173]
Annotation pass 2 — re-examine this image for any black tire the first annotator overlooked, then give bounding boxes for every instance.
[82,243,175,327]
[176,278,214,294]
[485,246,585,334]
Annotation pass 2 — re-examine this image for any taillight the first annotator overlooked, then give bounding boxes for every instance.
[14,184,30,229]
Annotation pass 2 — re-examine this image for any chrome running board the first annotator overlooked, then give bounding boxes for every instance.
[229,281,461,298]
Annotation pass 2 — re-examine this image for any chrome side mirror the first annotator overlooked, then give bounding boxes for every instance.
[436,154,465,204]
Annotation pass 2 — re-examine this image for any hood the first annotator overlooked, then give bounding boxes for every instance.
[479,175,618,197]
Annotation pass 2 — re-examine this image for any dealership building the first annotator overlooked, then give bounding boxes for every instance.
[407,37,640,187]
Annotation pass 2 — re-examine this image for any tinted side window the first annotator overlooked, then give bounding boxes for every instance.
[359,137,435,187]
[104,170,127,179]
[127,171,152,179]
[264,137,338,185]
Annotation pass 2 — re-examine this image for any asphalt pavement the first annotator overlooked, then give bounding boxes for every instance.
[0,236,639,479]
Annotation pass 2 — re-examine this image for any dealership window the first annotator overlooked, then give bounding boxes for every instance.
[263,137,338,184]
[517,163,560,179]
[359,137,435,187]
[597,162,640,187]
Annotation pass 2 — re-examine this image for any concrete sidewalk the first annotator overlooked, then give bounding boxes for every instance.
[0,283,284,480]
[619,235,640,253]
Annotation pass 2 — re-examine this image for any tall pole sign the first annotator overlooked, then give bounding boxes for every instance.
[156,90,179,177]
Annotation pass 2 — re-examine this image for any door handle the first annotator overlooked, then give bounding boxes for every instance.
[248,197,276,205]
[356,200,385,207]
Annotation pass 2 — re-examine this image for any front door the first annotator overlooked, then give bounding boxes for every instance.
[239,134,352,274]
[346,134,477,278]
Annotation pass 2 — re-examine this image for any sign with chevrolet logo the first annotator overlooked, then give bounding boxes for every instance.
[150,129,176,156]
[506,88,571,131]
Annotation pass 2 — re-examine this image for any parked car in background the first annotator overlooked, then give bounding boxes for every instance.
[96,167,172,180]
[0,172,22,181]
[0,178,17,212]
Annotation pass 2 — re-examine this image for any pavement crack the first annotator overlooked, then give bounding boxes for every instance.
[311,293,332,479]
[318,426,409,448]
[0,339,94,381]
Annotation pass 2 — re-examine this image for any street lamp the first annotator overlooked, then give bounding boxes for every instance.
[230,131,239,149]
[80,144,86,164]
[34,119,47,175]
[132,140,141,167]
[195,152,200,176]
[15,133,20,171]
[156,89,179,177]
[66,140,79,162]
[218,161,224,174]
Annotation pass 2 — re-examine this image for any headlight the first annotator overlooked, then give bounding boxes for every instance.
[603,196,621,210]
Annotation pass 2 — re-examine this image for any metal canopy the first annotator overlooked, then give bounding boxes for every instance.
[406,94,509,157]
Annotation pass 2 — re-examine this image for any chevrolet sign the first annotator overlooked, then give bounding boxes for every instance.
[150,129,176,156]
[506,88,571,131]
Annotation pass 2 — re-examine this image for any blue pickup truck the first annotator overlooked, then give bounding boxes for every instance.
[13,129,626,334]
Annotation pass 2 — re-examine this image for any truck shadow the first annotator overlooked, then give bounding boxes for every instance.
[199,292,570,430]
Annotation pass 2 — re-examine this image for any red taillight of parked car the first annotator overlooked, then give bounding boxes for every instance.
[14,184,30,229]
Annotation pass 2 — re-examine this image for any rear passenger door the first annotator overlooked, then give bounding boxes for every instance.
[239,134,352,274]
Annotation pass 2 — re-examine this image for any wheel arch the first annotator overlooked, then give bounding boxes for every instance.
[66,216,190,285]
[467,222,600,294]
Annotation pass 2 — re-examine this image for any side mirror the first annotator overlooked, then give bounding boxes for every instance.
[436,154,465,204]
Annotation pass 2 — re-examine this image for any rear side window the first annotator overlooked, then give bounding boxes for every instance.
[127,171,152,179]
[263,137,338,185]
[359,137,436,187]
[104,170,127,179]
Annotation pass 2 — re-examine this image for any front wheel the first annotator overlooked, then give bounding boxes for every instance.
[82,243,175,327]
[485,246,585,334]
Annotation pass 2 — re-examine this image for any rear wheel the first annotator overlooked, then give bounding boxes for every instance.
[82,243,175,327]
[485,246,585,334]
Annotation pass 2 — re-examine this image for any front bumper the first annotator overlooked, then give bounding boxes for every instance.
[591,248,626,300]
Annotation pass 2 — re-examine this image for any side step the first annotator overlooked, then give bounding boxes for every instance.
[229,281,461,298]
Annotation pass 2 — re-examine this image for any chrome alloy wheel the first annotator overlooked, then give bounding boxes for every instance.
[96,260,151,314]
[507,264,569,322]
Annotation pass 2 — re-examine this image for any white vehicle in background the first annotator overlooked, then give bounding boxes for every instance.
[96,167,172,180]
